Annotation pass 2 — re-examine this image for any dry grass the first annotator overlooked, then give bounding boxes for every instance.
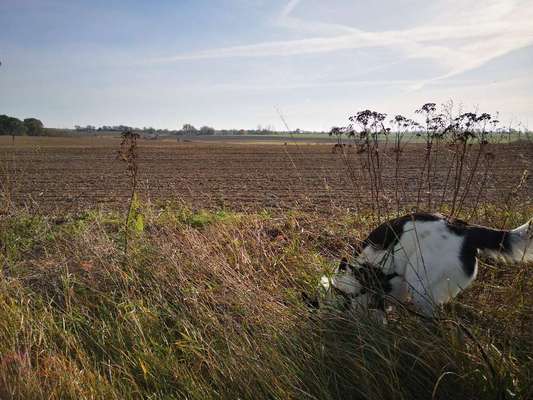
[1,203,531,400]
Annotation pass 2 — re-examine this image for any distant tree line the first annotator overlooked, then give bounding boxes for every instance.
[0,115,45,136]
[72,123,327,137]
[1,119,331,138]
[176,124,324,136]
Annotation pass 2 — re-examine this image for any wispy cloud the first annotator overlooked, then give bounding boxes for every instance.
[275,0,358,35]
[188,78,425,94]
[151,0,533,89]
[279,0,300,18]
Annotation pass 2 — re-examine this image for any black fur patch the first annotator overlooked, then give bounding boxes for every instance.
[341,260,399,310]
[440,218,512,277]
[460,226,512,276]
[338,257,350,272]
[302,292,320,309]
[363,213,443,250]
[355,262,398,296]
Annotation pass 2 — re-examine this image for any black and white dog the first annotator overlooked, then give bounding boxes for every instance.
[317,213,533,317]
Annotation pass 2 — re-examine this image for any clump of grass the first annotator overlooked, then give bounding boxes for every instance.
[0,204,531,399]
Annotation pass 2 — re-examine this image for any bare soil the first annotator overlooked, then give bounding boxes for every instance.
[1,136,531,214]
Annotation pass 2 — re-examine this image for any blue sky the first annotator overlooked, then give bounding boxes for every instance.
[1,0,532,131]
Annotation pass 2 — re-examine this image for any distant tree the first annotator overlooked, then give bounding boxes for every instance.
[199,126,215,135]
[74,125,97,132]
[0,115,27,139]
[23,118,44,136]
[182,124,197,135]
[0,115,10,135]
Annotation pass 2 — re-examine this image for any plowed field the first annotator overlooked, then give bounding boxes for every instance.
[1,136,531,214]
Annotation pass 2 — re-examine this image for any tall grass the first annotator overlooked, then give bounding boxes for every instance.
[0,204,531,399]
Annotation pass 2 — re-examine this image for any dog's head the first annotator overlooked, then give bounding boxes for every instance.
[329,257,363,295]
[307,258,368,312]
[312,258,398,312]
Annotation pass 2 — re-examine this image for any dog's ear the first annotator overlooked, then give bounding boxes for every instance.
[338,257,349,272]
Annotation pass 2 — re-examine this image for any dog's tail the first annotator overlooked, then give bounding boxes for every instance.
[466,219,533,263]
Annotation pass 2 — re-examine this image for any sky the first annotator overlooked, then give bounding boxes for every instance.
[1,0,533,131]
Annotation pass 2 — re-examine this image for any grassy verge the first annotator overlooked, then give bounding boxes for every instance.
[0,204,531,399]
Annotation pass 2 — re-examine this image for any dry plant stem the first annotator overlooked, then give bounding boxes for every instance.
[416,135,434,210]
[372,135,388,219]
[118,130,140,262]
[367,140,381,221]
[124,171,137,259]
[468,158,491,220]
[450,141,468,216]
[499,169,529,230]
[367,141,378,217]
[365,131,386,221]
[432,138,440,189]
[415,150,427,210]
[338,138,363,213]
[426,139,434,210]
[456,141,486,216]
[277,108,324,212]
[394,133,402,215]
[351,140,373,212]
[439,149,457,211]
[282,146,307,198]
